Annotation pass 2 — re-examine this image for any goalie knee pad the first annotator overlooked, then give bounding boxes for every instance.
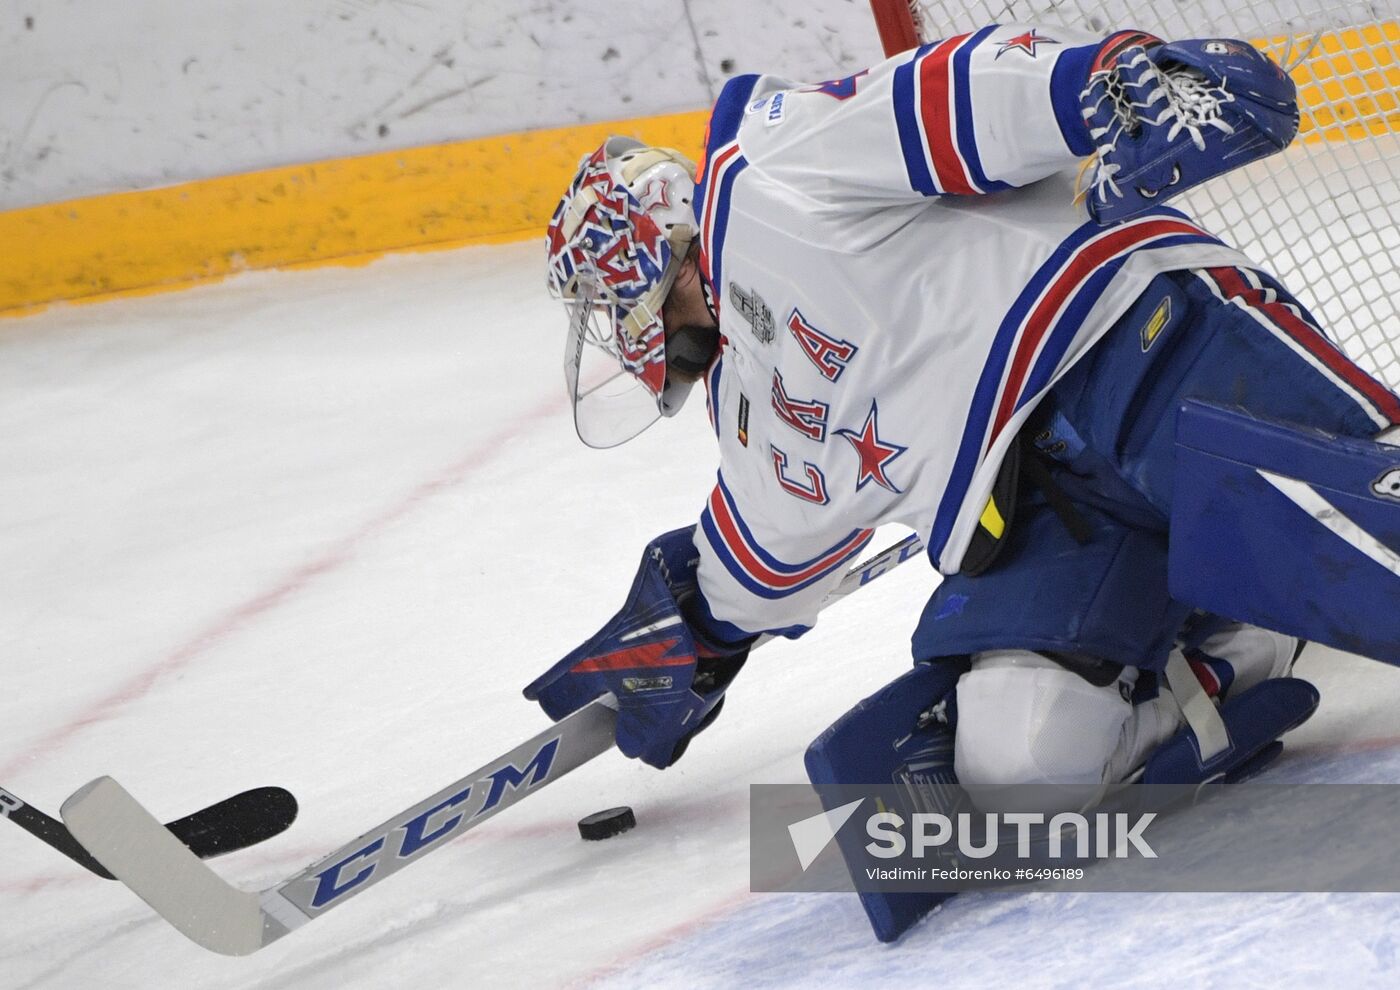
[953,650,1136,813]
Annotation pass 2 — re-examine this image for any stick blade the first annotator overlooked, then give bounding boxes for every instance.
[167,785,299,855]
[62,777,270,955]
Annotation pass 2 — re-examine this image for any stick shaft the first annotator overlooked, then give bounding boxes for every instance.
[63,530,926,954]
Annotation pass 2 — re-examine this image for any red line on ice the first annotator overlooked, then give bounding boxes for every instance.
[566,888,755,989]
[1,391,568,783]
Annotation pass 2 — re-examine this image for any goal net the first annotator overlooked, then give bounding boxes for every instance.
[869,0,1400,389]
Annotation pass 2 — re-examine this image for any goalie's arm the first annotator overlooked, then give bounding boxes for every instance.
[731,24,1116,203]
[60,532,923,956]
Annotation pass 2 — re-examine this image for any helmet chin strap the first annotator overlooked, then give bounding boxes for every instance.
[658,319,718,418]
[666,324,720,376]
[658,249,720,414]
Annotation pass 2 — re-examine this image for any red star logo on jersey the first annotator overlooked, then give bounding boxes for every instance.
[995,30,1059,59]
[835,400,907,494]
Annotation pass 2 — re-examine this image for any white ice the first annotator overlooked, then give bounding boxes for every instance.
[3,241,1400,989]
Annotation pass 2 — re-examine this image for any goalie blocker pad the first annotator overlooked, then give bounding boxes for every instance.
[1170,400,1400,665]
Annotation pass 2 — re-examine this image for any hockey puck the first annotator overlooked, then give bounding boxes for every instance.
[578,806,636,841]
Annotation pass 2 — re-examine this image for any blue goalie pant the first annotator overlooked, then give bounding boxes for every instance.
[914,265,1400,673]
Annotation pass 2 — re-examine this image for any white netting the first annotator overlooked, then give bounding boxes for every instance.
[902,0,1400,387]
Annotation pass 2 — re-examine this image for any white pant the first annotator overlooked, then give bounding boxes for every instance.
[953,625,1296,813]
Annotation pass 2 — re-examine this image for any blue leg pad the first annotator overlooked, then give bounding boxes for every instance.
[1141,677,1319,785]
[1224,740,1284,784]
[804,660,964,943]
[1171,400,1400,665]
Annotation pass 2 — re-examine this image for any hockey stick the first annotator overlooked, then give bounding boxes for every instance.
[2,784,298,878]
[61,532,925,955]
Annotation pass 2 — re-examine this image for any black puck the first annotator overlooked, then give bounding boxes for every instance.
[578,806,636,841]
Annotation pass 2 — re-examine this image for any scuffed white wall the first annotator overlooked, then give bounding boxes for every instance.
[0,0,882,209]
[1,0,1378,209]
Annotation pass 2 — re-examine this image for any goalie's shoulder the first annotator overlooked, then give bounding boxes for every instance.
[705,73,788,155]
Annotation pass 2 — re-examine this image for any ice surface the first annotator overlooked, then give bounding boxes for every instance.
[2,242,1399,988]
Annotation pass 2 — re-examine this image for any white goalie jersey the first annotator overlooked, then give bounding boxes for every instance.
[687,23,1256,640]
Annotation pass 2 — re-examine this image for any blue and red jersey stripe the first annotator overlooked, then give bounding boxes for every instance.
[697,141,747,296]
[695,75,757,301]
[894,27,1009,197]
[929,214,1223,567]
[700,474,873,599]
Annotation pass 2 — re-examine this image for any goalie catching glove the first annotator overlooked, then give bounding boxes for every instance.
[1080,32,1299,224]
[524,526,753,769]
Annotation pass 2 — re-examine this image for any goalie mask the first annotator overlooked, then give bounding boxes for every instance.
[546,137,703,448]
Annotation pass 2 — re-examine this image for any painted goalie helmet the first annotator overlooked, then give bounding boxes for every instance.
[546,136,701,448]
